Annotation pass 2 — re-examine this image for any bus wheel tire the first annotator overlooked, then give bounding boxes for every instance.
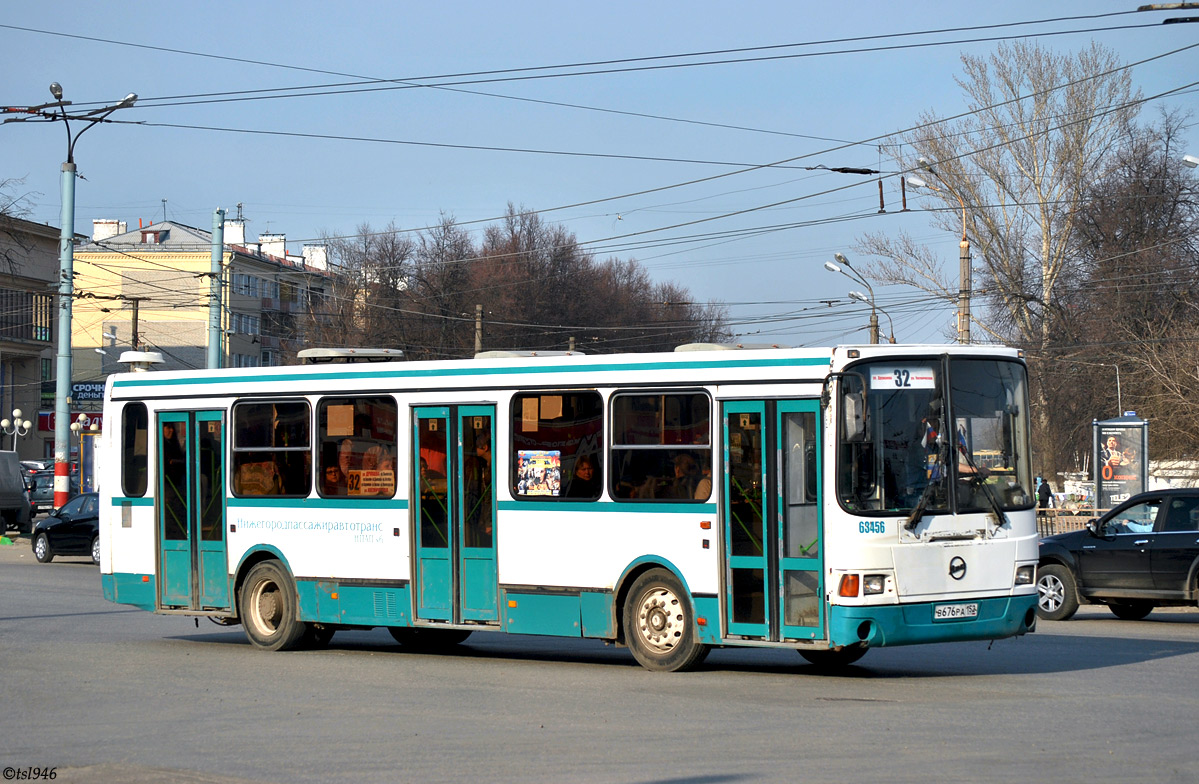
[33,533,54,563]
[388,627,471,651]
[1108,601,1153,621]
[623,569,708,672]
[1035,564,1079,621]
[799,644,868,668]
[240,561,305,651]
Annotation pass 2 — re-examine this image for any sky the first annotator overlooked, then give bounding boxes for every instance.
[3,1,1198,349]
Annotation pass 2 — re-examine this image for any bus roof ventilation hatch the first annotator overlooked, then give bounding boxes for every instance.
[296,348,405,364]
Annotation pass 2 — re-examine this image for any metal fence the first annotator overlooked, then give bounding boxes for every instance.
[1036,508,1104,537]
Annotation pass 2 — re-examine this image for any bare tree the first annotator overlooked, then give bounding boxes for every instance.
[311,205,729,359]
[858,42,1137,345]
[854,41,1140,476]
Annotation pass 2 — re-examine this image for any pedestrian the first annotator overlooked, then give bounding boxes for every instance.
[1037,477,1054,509]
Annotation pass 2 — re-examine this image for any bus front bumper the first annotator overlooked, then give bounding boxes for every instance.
[828,594,1038,648]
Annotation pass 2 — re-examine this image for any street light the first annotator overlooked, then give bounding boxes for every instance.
[1182,154,1199,169]
[908,156,972,344]
[5,83,137,507]
[1,408,34,451]
[848,291,897,344]
[825,252,883,344]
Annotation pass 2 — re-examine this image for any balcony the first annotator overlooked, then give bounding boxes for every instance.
[0,289,54,345]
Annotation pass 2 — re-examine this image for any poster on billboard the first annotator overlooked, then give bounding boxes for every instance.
[1093,415,1148,510]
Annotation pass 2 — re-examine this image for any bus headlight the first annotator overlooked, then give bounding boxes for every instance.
[863,574,886,595]
[1014,565,1035,586]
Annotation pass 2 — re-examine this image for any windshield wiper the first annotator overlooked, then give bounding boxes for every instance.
[957,443,1009,530]
[905,441,947,531]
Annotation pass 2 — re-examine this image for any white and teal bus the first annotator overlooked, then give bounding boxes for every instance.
[99,343,1039,670]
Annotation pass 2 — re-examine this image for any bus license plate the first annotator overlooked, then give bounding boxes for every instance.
[933,603,978,621]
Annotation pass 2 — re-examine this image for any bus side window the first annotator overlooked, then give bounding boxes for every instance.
[231,400,311,498]
[611,392,711,502]
[122,402,149,497]
[510,392,603,500]
[317,397,398,498]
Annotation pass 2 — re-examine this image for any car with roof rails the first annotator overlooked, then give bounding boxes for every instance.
[27,469,79,515]
[1036,488,1199,621]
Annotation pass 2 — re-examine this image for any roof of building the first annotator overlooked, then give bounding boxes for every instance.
[78,220,330,278]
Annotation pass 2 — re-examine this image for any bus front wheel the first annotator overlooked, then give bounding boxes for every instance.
[240,561,306,651]
[623,569,708,672]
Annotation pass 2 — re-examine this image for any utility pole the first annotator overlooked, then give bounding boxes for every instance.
[2,83,137,507]
[474,304,483,354]
[208,208,226,369]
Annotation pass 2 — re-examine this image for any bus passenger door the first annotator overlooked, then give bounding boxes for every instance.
[413,408,453,620]
[721,400,823,641]
[412,406,499,625]
[457,408,497,622]
[157,411,229,611]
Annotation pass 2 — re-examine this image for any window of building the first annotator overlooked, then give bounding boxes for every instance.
[41,358,51,382]
[121,402,148,497]
[231,400,310,496]
[611,392,712,501]
[510,392,603,500]
[317,397,397,497]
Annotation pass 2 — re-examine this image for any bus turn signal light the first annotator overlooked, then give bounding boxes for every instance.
[838,574,860,597]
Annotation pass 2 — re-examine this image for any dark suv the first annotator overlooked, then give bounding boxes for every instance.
[1037,489,1199,621]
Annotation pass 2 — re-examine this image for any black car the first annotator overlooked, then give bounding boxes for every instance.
[1037,489,1199,621]
[31,492,100,565]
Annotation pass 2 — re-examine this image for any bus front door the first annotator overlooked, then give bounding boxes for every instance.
[156,411,229,611]
[412,406,498,625]
[722,400,823,641]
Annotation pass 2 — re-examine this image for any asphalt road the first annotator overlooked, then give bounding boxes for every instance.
[3,534,1198,784]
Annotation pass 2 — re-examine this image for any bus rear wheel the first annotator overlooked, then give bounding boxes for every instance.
[240,561,305,651]
[623,569,708,672]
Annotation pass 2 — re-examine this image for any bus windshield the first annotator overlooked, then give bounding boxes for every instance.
[837,357,1033,515]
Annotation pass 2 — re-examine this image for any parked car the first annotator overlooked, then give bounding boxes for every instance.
[20,460,53,473]
[27,469,79,515]
[1037,489,1199,621]
[0,451,33,534]
[31,492,100,565]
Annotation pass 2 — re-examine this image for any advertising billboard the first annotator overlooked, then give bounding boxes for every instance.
[1093,415,1148,510]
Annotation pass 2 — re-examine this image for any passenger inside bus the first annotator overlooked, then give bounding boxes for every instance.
[565,454,601,498]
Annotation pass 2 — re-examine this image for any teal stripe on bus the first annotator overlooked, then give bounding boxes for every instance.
[110,496,154,506]
[227,497,409,510]
[498,500,716,514]
[110,355,829,390]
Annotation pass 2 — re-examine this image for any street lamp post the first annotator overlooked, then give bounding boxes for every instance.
[825,252,891,344]
[1,409,33,451]
[4,83,137,506]
[849,291,896,344]
[908,157,972,344]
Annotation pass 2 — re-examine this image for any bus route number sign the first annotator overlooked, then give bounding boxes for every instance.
[870,366,936,390]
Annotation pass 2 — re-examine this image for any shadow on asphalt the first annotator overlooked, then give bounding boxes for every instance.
[162,611,1199,679]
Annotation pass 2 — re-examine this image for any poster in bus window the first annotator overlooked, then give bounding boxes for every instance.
[517,450,560,496]
[1093,417,1148,510]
